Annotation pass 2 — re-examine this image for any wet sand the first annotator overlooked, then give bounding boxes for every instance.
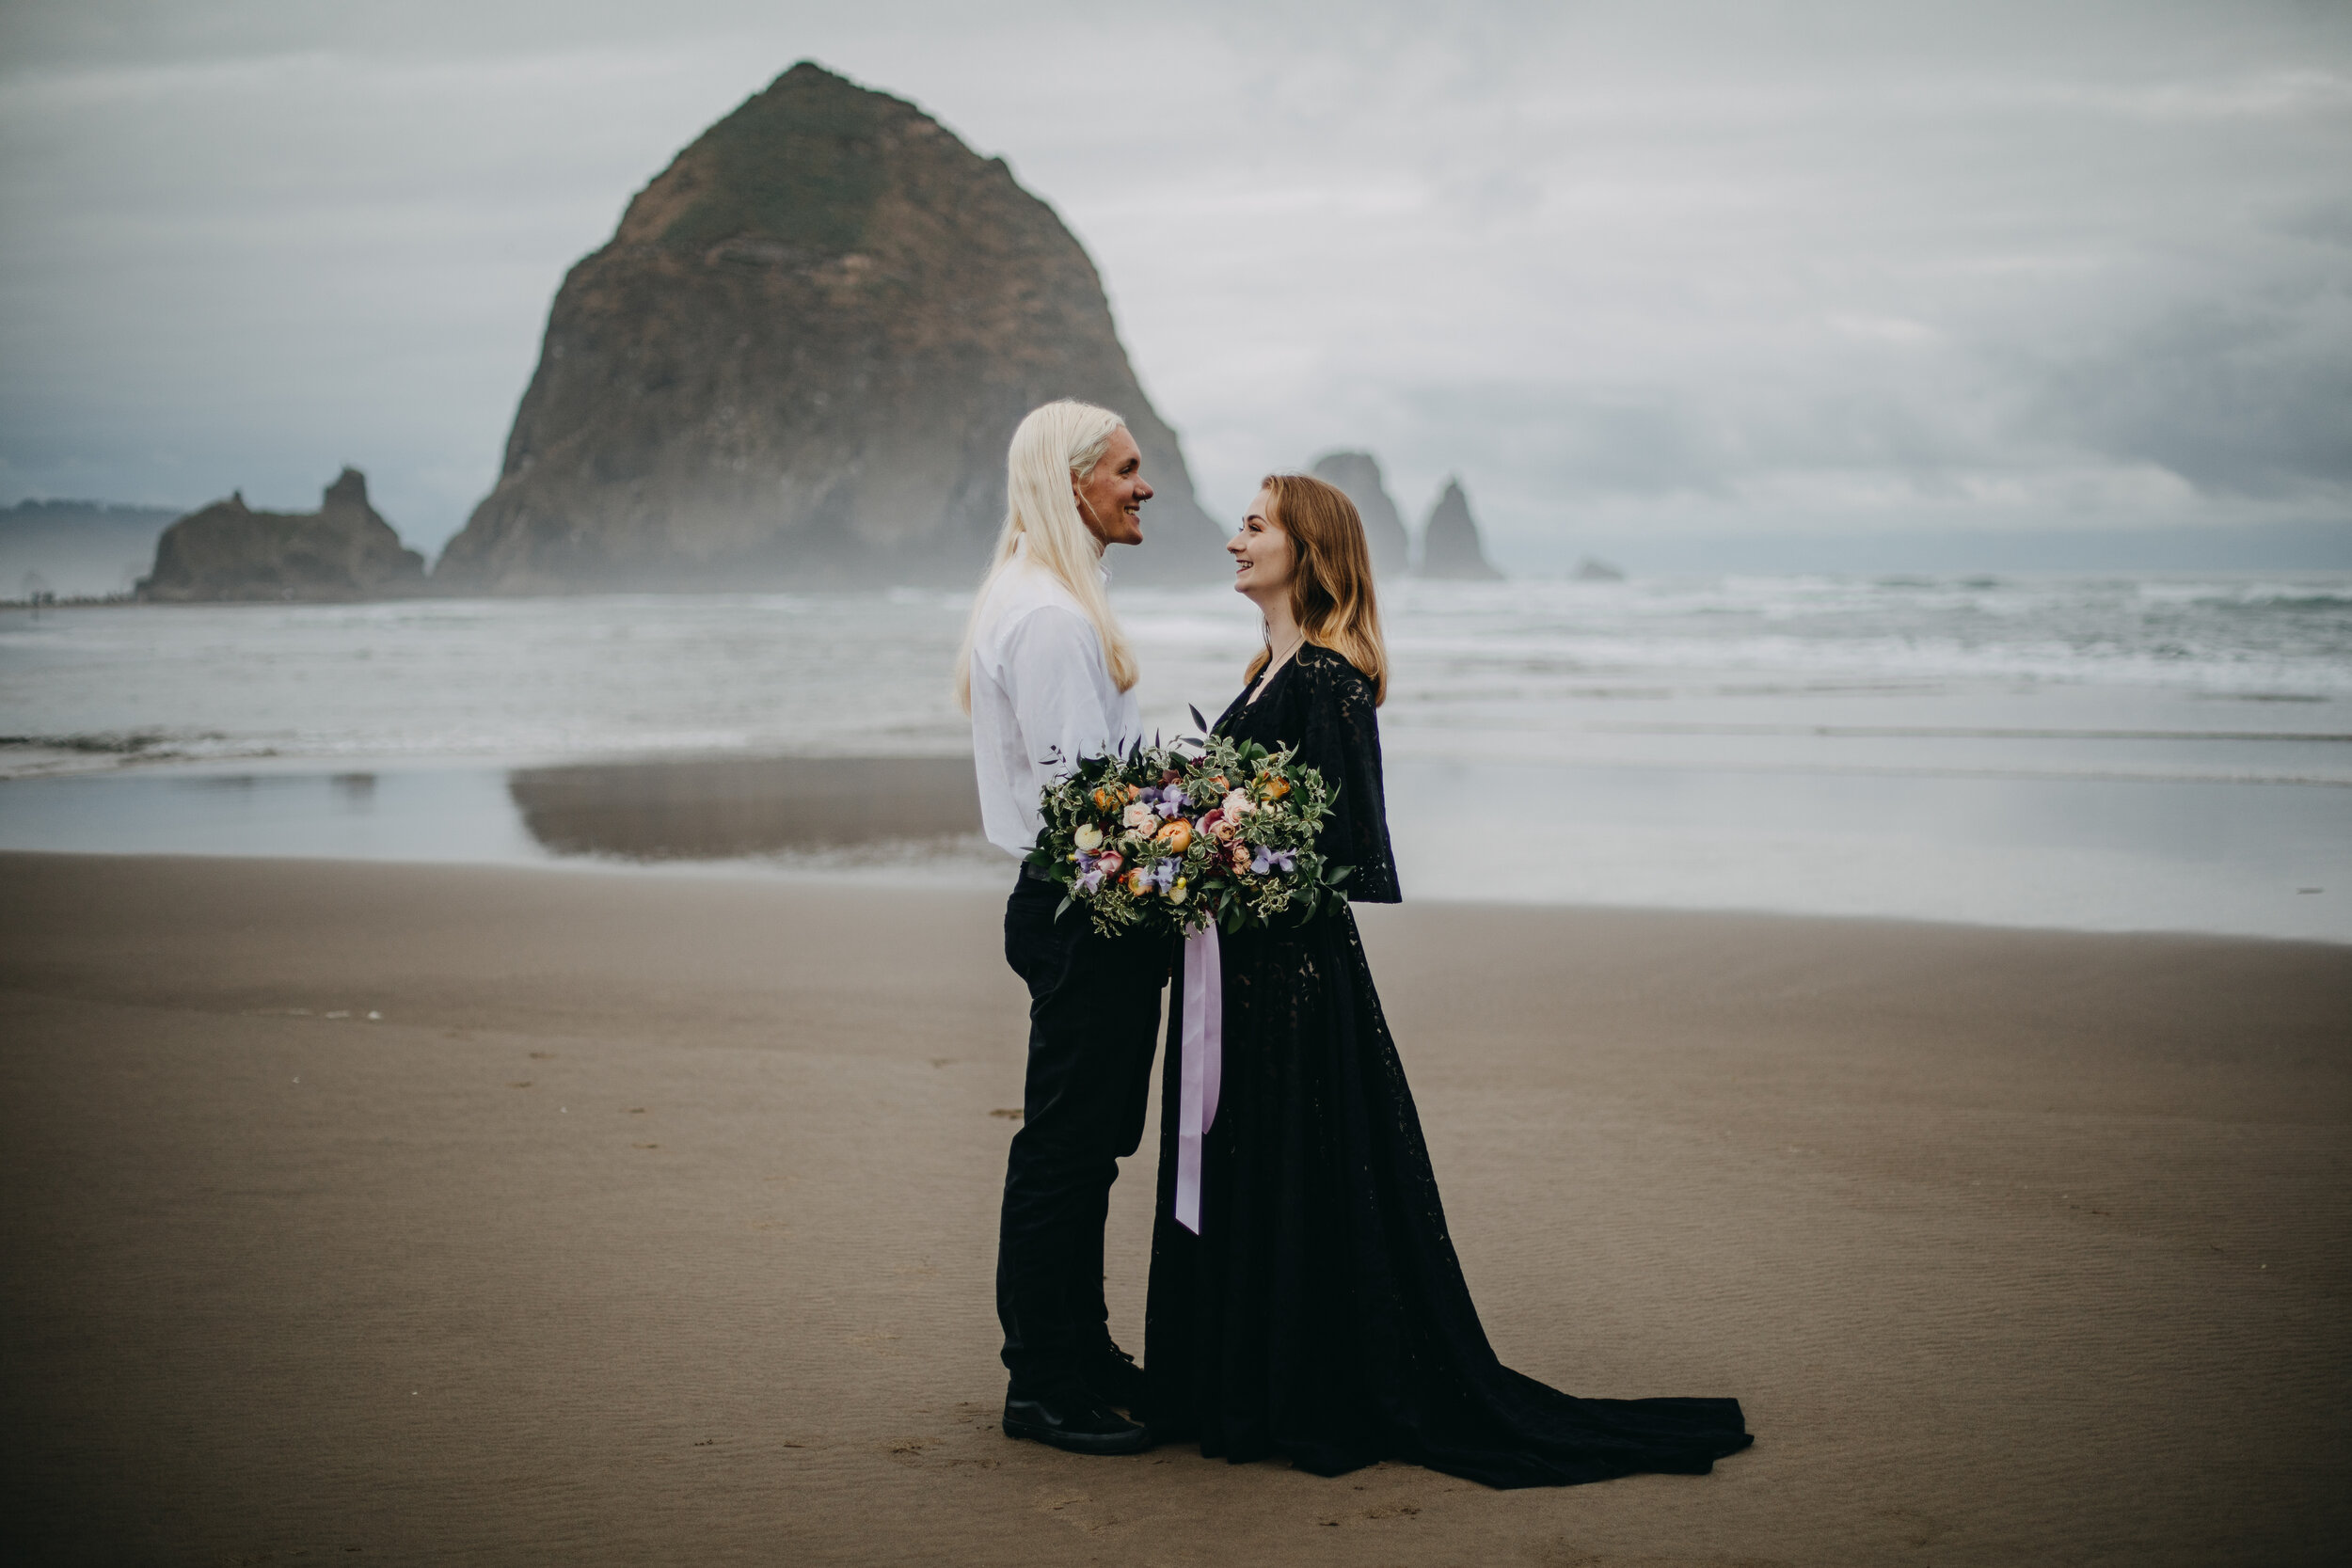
[2,851,2346,1564]
[507,755,985,862]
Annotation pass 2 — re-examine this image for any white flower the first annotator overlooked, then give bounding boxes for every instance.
[1220,789,1254,817]
[1121,801,1161,832]
[1168,879,1189,904]
[1073,823,1105,851]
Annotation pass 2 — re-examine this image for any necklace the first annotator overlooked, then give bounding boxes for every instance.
[1254,629,1305,698]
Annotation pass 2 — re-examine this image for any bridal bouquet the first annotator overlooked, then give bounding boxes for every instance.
[1027,722,1350,938]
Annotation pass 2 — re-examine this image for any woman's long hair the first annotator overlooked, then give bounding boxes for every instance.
[1244,472,1388,705]
[954,400,1141,712]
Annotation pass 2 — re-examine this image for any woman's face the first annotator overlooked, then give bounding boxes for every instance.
[1230,488,1295,608]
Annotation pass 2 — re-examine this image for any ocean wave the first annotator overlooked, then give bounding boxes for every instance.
[0,731,176,755]
[6,578,2347,775]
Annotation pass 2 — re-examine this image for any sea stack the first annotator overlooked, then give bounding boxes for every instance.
[436,62,1226,592]
[1307,451,1411,577]
[1417,478,1504,580]
[138,469,425,602]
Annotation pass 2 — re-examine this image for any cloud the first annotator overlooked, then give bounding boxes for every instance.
[2031,292,2352,497]
[0,0,2347,557]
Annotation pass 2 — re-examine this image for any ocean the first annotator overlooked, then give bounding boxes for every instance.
[3,573,2347,941]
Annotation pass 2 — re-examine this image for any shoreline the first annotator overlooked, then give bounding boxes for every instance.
[3,852,2345,1564]
[6,750,2348,943]
[5,839,2352,948]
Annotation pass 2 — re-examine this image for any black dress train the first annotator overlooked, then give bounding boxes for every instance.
[1142,643,1753,1488]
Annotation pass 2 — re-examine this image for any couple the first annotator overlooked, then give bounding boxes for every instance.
[956,399,1753,1488]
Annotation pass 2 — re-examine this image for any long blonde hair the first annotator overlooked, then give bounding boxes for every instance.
[955,400,1141,712]
[1242,472,1388,705]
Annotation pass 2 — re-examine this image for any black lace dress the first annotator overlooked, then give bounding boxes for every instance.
[1142,643,1753,1488]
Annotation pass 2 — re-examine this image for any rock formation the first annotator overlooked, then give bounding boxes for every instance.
[1416,478,1504,580]
[139,469,425,602]
[437,62,1226,592]
[1306,451,1411,577]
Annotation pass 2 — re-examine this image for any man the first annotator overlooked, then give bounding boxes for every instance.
[954,399,1165,1455]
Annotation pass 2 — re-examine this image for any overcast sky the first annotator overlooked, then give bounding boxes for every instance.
[1,0,2346,565]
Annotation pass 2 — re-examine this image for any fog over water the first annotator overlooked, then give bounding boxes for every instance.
[3,0,2348,564]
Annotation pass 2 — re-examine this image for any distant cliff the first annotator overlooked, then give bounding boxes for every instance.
[437,62,1227,592]
[140,469,425,602]
[1418,478,1503,580]
[1307,451,1411,576]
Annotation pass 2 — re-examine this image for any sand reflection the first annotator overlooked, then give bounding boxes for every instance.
[506,755,984,863]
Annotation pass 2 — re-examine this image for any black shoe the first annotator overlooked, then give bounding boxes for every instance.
[1002,1390,1151,1455]
[1082,1342,1150,1412]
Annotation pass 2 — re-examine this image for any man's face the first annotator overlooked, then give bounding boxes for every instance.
[1073,427,1151,547]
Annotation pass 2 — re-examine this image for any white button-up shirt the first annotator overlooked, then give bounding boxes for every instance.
[968,538,1143,858]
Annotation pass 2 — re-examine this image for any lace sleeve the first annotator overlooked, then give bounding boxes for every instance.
[1295,648,1401,903]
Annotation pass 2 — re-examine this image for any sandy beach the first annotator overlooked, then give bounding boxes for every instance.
[2,849,2345,1564]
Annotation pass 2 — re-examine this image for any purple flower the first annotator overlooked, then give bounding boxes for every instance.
[1078,867,1105,895]
[1250,847,1295,876]
[1152,859,1178,892]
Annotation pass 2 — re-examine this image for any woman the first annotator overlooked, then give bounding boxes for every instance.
[1142,474,1753,1488]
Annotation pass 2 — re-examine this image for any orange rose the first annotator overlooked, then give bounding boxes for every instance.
[1258,775,1291,800]
[1155,818,1194,853]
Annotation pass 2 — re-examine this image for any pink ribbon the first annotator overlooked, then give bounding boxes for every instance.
[1173,922,1223,1235]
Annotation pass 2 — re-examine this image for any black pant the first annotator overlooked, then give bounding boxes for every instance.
[997,873,1167,1395]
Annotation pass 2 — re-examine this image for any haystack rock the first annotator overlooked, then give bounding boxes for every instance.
[139,468,425,602]
[1307,451,1411,577]
[1417,478,1504,580]
[437,62,1226,592]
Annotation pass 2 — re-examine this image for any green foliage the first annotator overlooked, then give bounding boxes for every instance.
[1026,735,1352,940]
[659,70,894,254]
